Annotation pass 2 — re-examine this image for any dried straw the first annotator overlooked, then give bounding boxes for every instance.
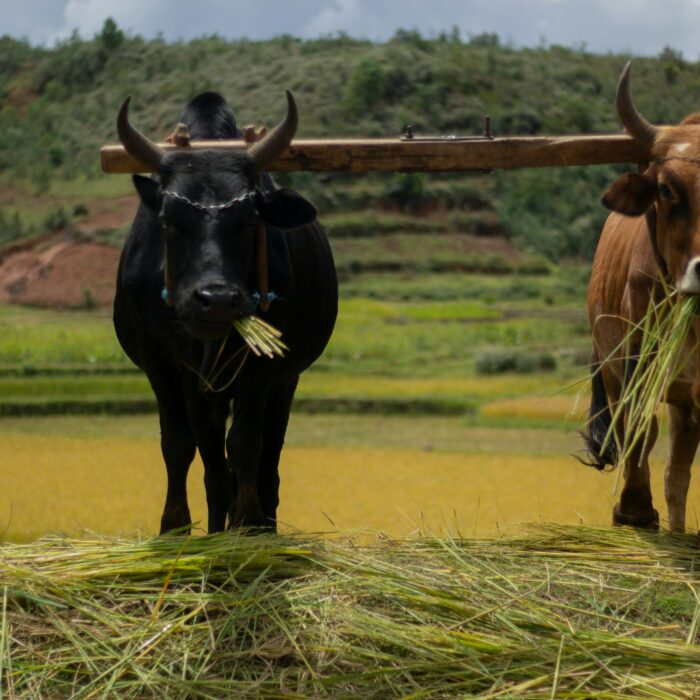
[2,525,700,697]
[184,316,287,393]
[233,316,288,359]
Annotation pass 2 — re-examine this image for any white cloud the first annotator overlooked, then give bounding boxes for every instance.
[1,0,68,45]
[4,0,700,59]
[50,0,171,43]
[304,0,381,39]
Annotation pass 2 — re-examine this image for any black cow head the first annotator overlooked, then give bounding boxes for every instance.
[117,91,316,340]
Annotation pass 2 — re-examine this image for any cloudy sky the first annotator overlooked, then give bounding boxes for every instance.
[3,0,700,59]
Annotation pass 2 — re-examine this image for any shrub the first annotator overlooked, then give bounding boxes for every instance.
[475,350,557,375]
[496,108,542,135]
[504,279,541,300]
[0,211,26,247]
[44,208,69,231]
[82,289,97,310]
[494,165,618,261]
[381,173,428,212]
[98,17,124,52]
[343,58,388,116]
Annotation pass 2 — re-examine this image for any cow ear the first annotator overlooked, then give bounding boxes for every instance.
[255,188,317,229]
[602,173,656,216]
[132,175,161,212]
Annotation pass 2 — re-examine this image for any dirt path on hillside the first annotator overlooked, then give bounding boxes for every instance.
[0,194,137,308]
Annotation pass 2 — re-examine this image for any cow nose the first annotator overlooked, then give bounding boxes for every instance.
[693,259,700,283]
[194,287,240,314]
[679,256,700,294]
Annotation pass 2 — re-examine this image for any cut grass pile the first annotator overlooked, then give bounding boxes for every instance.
[2,525,700,697]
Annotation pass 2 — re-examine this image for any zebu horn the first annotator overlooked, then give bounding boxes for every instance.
[616,62,657,148]
[247,90,298,170]
[117,97,165,172]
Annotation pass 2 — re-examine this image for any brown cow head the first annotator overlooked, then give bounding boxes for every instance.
[603,62,700,293]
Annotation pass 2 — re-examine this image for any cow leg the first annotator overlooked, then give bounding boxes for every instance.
[613,412,659,529]
[184,393,232,534]
[665,404,700,533]
[601,362,659,529]
[227,383,271,529]
[257,376,299,529]
[154,384,196,535]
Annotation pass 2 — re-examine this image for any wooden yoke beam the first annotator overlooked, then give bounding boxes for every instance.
[101,134,649,174]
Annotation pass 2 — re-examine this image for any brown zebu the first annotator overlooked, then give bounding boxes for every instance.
[584,63,700,536]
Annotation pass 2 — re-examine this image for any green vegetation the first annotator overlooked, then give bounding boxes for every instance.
[1,22,695,256]
[0,294,586,371]
[474,349,557,375]
[0,25,616,430]
[4,31,699,695]
[0,307,129,368]
[2,526,700,697]
[0,291,587,422]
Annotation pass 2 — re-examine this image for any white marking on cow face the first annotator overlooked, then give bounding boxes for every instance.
[673,142,691,154]
[678,256,700,294]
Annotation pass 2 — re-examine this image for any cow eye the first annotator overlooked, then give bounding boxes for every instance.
[159,215,178,235]
[658,182,675,200]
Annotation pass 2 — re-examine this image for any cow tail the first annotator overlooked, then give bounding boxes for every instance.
[579,352,618,471]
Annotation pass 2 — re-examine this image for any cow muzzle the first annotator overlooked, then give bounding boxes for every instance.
[678,257,700,295]
[183,284,255,339]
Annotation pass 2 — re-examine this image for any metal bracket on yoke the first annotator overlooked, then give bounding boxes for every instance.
[400,118,495,173]
[400,116,494,142]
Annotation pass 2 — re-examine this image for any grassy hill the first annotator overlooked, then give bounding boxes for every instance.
[1,24,696,258]
[0,23,655,420]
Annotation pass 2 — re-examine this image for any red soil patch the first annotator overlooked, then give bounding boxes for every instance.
[0,235,121,308]
[74,195,138,234]
[0,194,138,308]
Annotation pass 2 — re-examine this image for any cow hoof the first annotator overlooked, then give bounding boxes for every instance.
[160,505,192,535]
[612,503,659,530]
[160,521,192,536]
[229,510,275,531]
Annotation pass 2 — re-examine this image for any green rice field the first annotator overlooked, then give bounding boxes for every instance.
[0,283,691,543]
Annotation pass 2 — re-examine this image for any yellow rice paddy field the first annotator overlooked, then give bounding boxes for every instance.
[2,413,698,542]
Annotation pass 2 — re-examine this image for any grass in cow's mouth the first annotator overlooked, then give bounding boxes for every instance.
[191,316,287,393]
[232,315,288,359]
[600,289,700,464]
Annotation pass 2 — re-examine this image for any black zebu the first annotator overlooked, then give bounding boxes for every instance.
[113,91,337,533]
